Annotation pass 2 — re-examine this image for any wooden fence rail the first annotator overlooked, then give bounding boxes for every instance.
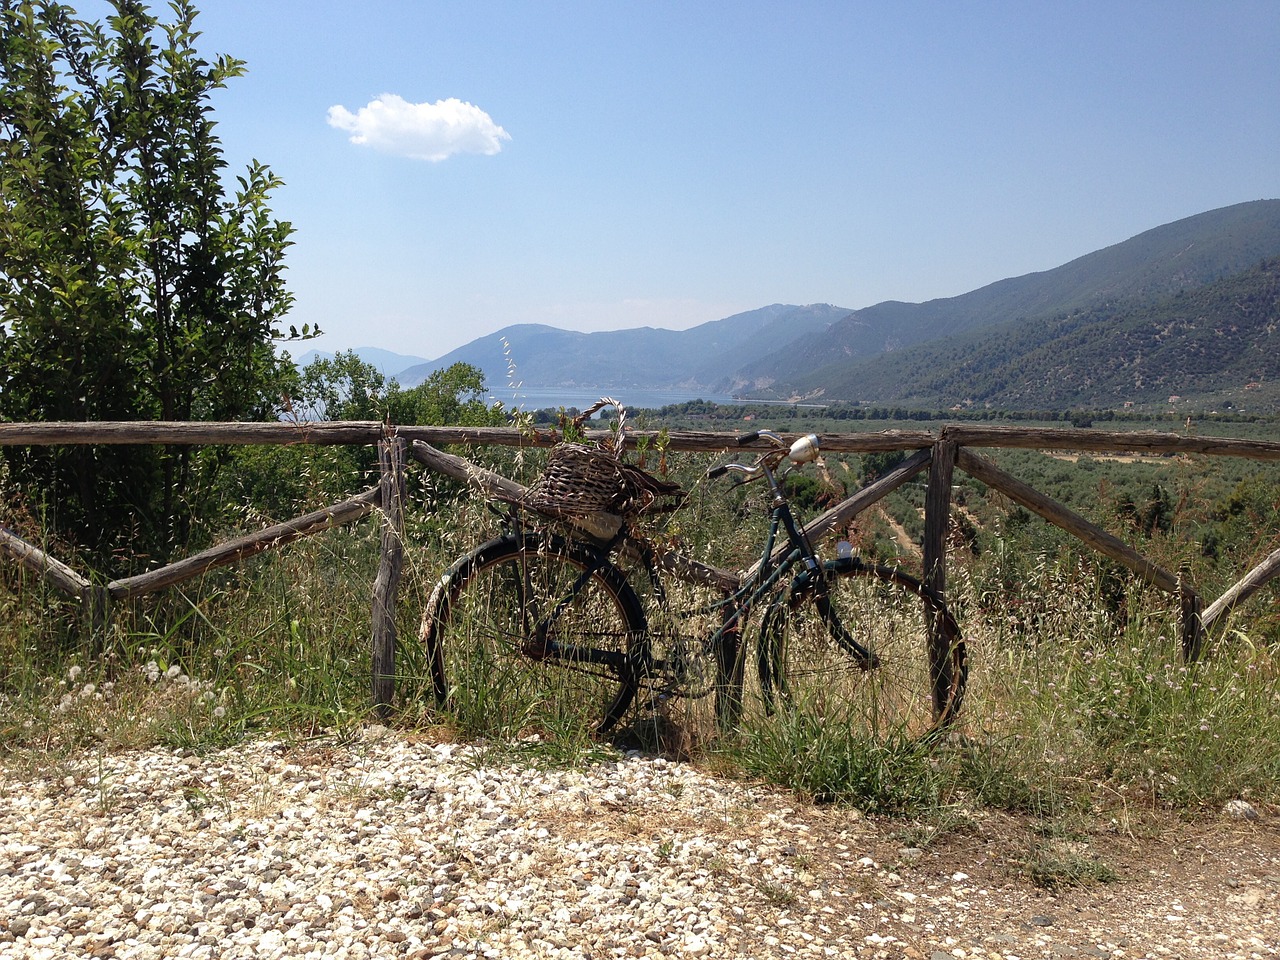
[5,420,1280,460]
[3,421,1280,714]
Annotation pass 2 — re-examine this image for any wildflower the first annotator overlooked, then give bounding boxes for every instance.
[79,683,96,698]
[213,706,226,719]
[166,664,182,680]
[67,665,82,682]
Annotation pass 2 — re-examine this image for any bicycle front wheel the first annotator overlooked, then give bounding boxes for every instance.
[421,532,648,736]
[758,558,967,739]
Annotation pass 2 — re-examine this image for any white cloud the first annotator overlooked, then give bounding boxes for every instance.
[326,94,510,161]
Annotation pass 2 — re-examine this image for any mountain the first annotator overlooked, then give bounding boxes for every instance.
[303,200,1280,412]
[737,199,1280,397]
[791,257,1280,409]
[396,304,852,389]
[290,347,431,377]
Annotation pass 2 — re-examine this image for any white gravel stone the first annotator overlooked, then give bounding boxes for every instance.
[1,735,1277,959]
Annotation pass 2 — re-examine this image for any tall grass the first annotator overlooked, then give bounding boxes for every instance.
[3,446,1278,827]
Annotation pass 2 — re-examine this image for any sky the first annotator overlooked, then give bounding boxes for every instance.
[88,1,1280,361]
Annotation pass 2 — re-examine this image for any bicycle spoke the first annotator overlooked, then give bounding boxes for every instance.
[760,562,966,739]
[421,533,646,736]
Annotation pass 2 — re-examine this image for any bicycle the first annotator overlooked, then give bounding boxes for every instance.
[419,421,967,742]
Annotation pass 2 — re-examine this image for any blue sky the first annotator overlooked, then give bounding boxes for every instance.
[120,1,1280,359]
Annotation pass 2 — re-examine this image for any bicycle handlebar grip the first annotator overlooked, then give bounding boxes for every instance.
[706,465,729,480]
[736,431,760,445]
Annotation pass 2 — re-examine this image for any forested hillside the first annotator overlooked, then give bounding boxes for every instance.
[783,257,1280,409]
[729,199,1280,396]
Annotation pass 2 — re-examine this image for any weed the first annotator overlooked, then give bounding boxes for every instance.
[734,705,949,814]
[892,807,974,850]
[1020,838,1118,889]
[754,879,798,907]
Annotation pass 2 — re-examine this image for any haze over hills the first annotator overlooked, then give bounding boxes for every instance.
[395,304,852,391]
[292,347,430,377]
[322,199,1280,412]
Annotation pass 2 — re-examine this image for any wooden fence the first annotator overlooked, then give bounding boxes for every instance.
[2,420,1279,715]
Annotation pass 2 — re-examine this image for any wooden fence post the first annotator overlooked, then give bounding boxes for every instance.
[923,437,957,716]
[922,438,956,599]
[83,584,112,654]
[371,433,407,717]
[1181,590,1204,662]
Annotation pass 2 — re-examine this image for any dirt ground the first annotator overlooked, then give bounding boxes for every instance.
[752,796,1280,959]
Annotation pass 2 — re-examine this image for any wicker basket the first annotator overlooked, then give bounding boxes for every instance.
[523,399,684,520]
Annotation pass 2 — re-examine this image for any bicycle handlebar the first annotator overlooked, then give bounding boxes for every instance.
[707,433,821,481]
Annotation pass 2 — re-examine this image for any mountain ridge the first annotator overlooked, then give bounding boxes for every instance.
[302,199,1280,412]
[797,256,1280,410]
[735,199,1280,397]
[396,304,852,390]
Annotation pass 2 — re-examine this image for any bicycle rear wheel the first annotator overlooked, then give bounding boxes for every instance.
[758,558,967,739]
[421,532,648,736]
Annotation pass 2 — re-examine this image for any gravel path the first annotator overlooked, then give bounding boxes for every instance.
[1,730,1277,959]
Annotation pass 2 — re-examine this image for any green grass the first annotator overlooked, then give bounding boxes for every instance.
[3,436,1279,842]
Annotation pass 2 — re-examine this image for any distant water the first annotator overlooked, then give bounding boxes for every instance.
[490,386,742,413]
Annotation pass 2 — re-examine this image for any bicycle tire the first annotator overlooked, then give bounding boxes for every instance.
[758,558,967,739]
[421,532,648,736]
[639,576,748,736]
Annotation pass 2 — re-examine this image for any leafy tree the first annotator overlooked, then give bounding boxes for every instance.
[290,352,391,423]
[289,353,500,428]
[398,363,503,427]
[227,356,505,518]
[0,0,305,561]
[860,450,907,485]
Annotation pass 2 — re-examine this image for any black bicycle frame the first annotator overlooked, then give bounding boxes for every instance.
[516,494,875,686]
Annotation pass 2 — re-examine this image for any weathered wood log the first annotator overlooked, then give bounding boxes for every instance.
[106,486,383,600]
[411,440,741,592]
[400,425,938,454]
[956,448,1183,595]
[0,526,91,597]
[4,420,1279,462]
[1201,545,1280,634]
[805,448,934,546]
[371,437,408,716]
[639,543,738,594]
[923,440,956,598]
[0,421,384,446]
[943,425,1280,462]
[750,448,933,577]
